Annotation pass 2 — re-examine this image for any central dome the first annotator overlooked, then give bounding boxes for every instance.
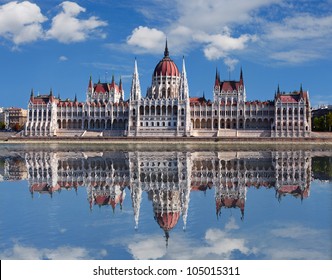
[153,41,180,77]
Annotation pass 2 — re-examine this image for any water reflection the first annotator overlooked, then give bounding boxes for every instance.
[1,149,323,242]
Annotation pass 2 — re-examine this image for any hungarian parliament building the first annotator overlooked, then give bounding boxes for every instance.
[24,42,311,138]
[1,149,314,240]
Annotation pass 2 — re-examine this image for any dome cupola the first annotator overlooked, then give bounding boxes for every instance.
[153,40,180,77]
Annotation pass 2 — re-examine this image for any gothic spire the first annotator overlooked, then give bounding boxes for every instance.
[215,67,220,87]
[130,58,142,101]
[164,39,169,57]
[119,76,123,91]
[180,56,189,100]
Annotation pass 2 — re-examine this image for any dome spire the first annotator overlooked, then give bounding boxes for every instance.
[164,38,169,57]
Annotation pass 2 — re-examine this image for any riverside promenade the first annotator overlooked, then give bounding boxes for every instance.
[1,131,332,145]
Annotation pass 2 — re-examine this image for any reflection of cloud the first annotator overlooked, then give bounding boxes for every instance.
[128,235,167,259]
[0,243,106,260]
[225,216,240,230]
[113,217,331,260]
[251,223,332,260]
[118,217,255,260]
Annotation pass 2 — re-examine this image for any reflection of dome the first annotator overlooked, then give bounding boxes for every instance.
[155,211,180,231]
[153,41,180,77]
[216,198,245,220]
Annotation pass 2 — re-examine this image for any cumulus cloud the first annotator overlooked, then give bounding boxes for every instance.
[176,0,281,33]
[127,0,279,59]
[128,0,332,65]
[0,1,46,44]
[194,31,257,60]
[46,1,107,43]
[127,26,166,53]
[0,1,108,46]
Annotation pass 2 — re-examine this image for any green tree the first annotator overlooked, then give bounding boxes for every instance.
[326,112,332,132]
[0,122,5,130]
[313,116,324,131]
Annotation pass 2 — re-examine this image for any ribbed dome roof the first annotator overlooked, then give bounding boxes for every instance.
[155,211,180,231]
[153,41,180,77]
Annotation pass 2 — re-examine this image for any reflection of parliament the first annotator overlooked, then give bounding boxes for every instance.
[25,42,311,138]
[1,150,312,240]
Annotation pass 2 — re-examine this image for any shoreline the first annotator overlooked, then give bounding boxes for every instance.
[1,136,332,145]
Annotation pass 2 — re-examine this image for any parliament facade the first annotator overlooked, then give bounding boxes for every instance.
[25,43,311,138]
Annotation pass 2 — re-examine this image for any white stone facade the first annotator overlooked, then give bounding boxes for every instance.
[24,44,311,138]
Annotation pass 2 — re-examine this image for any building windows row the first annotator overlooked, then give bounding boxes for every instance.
[140,121,177,127]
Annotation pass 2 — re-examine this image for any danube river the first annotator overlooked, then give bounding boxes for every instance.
[0,143,331,260]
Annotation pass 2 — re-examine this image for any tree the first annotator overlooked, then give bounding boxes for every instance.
[313,116,324,131]
[0,122,5,130]
[326,112,332,132]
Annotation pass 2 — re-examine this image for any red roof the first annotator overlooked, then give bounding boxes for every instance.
[153,56,180,77]
[190,97,207,105]
[279,95,300,103]
[155,211,180,231]
[276,90,309,104]
[220,81,241,92]
[30,94,60,105]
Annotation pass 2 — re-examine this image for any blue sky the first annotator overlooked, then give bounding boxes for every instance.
[0,0,332,108]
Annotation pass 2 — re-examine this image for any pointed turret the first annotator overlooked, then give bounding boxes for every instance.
[277,84,280,94]
[164,38,169,57]
[49,88,54,102]
[239,67,244,85]
[215,68,220,87]
[30,89,34,102]
[180,56,189,100]
[130,58,141,101]
[119,76,123,91]
[74,94,77,103]
[88,75,93,90]
[300,83,303,93]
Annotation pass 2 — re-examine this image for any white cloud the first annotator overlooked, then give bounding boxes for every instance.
[59,55,68,61]
[250,11,332,64]
[265,14,332,41]
[269,50,322,64]
[0,1,46,44]
[46,1,107,43]
[194,31,257,60]
[176,0,281,33]
[127,26,166,54]
[125,0,278,66]
[128,0,332,65]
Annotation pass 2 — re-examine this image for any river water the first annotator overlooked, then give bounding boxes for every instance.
[0,143,331,260]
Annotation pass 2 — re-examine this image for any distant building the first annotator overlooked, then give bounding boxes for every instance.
[0,107,9,129]
[25,42,311,138]
[8,107,27,129]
